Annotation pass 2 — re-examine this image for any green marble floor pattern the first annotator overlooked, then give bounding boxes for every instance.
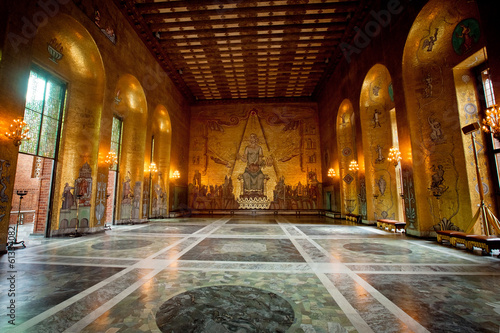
[1,215,499,333]
[81,270,355,333]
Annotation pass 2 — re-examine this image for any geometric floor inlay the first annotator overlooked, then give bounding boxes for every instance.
[155,285,295,333]
[91,239,153,250]
[5,217,500,333]
[230,227,268,233]
[343,242,412,255]
[179,238,306,262]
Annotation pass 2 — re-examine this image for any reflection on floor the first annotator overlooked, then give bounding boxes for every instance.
[1,216,500,332]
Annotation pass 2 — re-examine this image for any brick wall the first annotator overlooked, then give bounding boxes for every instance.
[10,154,40,226]
[33,158,53,234]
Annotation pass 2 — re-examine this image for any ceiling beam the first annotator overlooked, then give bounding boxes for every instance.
[155,22,347,36]
[146,12,349,28]
[160,30,342,43]
[164,43,337,56]
[185,68,326,75]
[168,52,332,62]
[136,2,359,18]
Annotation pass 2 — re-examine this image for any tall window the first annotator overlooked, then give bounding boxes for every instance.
[481,69,496,108]
[479,68,500,191]
[21,67,66,158]
[110,115,123,171]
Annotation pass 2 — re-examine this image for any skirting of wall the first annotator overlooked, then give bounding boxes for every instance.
[185,209,326,217]
[115,219,148,225]
[50,226,106,237]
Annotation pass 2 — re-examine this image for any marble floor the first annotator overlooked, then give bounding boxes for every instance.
[1,215,500,333]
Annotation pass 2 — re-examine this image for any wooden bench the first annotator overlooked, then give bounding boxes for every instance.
[325,211,341,219]
[377,219,406,233]
[436,230,500,256]
[436,230,469,247]
[346,213,362,223]
[465,234,500,254]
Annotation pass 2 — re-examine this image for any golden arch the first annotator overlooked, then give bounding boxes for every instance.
[150,105,172,218]
[113,74,148,222]
[336,99,359,216]
[402,0,484,236]
[359,64,397,221]
[31,13,105,235]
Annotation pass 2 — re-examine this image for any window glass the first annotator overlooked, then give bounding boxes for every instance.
[20,109,41,154]
[20,67,66,159]
[25,72,46,113]
[110,116,122,171]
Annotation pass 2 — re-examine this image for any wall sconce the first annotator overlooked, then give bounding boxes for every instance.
[104,151,117,169]
[4,118,30,147]
[327,168,336,177]
[149,162,158,173]
[171,170,180,179]
[482,104,500,139]
[348,160,359,172]
[387,147,402,166]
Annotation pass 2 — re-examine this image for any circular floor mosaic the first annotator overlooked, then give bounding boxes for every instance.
[91,239,153,250]
[343,242,412,255]
[155,285,295,333]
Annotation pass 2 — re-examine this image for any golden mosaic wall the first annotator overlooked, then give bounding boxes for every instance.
[189,103,322,210]
[113,74,148,222]
[402,0,489,236]
[31,13,106,233]
[359,64,398,221]
[453,49,496,234]
[150,105,172,218]
[336,100,360,216]
[0,0,190,245]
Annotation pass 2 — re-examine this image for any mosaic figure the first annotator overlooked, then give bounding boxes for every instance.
[62,183,75,209]
[422,28,438,52]
[376,176,387,196]
[424,73,433,98]
[428,116,444,142]
[429,164,448,197]
[238,134,267,195]
[375,144,385,163]
[373,109,381,128]
[122,173,133,203]
[0,160,11,203]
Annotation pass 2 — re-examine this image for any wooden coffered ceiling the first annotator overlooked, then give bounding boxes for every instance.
[116,0,370,103]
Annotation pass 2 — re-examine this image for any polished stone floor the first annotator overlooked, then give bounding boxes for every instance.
[1,215,500,332]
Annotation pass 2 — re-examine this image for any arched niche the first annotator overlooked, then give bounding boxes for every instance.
[336,99,361,216]
[359,64,398,221]
[113,74,148,222]
[402,0,485,236]
[150,105,172,218]
[31,13,105,234]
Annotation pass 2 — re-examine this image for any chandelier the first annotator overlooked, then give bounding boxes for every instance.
[327,168,336,177]
[348,160,359,172]
[4,118,30,147]
[149,162,158,173]
[171,170,180,179]
[387,147,402,166]
[104,151,117,169]
[482,104,500,139]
